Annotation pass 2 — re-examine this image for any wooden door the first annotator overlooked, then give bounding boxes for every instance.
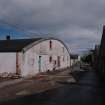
[57,56,60,67]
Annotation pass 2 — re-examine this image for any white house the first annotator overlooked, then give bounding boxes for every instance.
[0,36,70,77]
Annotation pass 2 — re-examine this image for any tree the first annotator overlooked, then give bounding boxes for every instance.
[81,52,93,64]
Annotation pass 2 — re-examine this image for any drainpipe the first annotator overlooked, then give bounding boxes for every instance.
[16,52,20,75]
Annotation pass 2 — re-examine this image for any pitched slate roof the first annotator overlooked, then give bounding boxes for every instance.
[0,38,42,52]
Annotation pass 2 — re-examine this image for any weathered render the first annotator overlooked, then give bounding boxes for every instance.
[0,37,70,77]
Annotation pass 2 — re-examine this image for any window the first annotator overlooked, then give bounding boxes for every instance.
[49,40,52,50]
[49,56,52,63]
[63,56,65,61]
[54,60,57,65]
[62,47,64,53]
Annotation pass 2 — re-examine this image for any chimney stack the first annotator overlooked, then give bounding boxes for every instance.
[6,35,10,40]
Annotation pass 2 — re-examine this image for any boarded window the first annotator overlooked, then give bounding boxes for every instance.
[54,60,57,65]
[49,56,52,63]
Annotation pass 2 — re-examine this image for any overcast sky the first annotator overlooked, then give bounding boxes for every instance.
[0,0,104,54]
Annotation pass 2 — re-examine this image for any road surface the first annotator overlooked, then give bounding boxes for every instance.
[1,69,105,105]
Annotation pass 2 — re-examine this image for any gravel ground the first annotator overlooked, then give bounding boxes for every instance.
[0,68,75,103]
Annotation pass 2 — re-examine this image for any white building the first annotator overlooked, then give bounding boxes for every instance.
[70,54,79,66]
[0,36,70,77]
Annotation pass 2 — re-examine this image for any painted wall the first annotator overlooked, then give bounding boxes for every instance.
[0,53,16,74]
[0,39,70,77]
[21,39,70,77]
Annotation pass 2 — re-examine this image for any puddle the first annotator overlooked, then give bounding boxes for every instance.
[56,78,77,84]
[66,78,76,83]
[16,90,31,96]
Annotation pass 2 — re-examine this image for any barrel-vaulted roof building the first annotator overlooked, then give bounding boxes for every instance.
[0,36,70,77]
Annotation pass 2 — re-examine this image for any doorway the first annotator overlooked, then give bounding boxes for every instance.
[57,56,61,67]
[39,56,42,72]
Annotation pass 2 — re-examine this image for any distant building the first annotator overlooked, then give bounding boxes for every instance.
[0,36,70,77]
[70,54,79,66]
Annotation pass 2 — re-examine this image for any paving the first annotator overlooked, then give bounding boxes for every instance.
[0,79,23,88]
[0,65,105,105]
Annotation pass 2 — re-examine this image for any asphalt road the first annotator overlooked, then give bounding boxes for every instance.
[1,70,105,105]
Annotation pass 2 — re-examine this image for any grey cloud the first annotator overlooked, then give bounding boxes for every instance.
[0,0,104,54]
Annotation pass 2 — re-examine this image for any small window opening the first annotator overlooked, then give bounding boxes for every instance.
[49,56,52,63]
